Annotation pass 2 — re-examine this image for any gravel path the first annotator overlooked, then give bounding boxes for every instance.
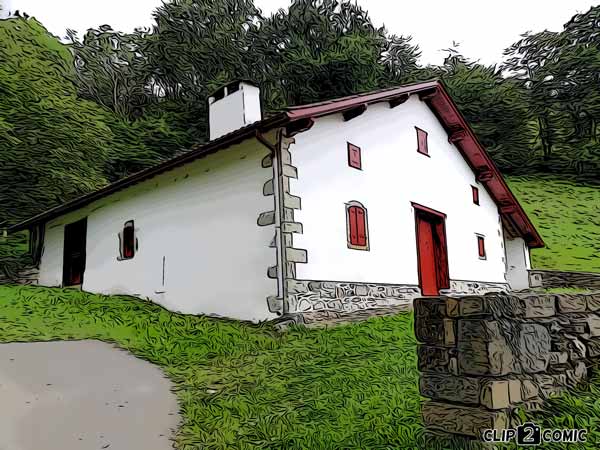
[0,340,180,450]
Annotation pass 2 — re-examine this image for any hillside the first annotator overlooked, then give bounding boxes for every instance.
[507,175,600,273]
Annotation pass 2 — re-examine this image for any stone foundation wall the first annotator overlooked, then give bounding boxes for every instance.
[415,292,600,439]
[530,269,600,290]
[288,279,511,314]
[0,266,39,285]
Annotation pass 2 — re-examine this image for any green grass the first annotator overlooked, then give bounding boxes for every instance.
[507,175,600,273]
[514,365,600,449]
[0,285,465,449]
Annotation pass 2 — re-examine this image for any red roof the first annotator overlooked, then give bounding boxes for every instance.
[9,80,543,248]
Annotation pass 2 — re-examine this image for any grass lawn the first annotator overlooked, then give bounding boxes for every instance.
[0,284,466,449]
[507,175,600,273]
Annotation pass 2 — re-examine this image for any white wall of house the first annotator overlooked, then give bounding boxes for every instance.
[38,139,278,322]
[290,96,510,286]
[505,236,531,290]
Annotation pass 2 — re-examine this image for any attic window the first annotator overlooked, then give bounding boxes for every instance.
[416,127,429,156]
[472,186,480,205]
[120,220,136,260]
[347,142,362,170]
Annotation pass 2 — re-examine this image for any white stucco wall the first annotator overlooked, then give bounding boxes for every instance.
[290,96,508,286]
[38,138,278,322]
[505,236,531,290]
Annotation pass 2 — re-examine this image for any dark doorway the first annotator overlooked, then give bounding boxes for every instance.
[413,204,450,296]
[63,218,87,287]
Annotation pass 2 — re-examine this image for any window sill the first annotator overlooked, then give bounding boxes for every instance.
[347,244,370,251]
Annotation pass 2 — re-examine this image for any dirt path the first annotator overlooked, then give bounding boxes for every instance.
[0,340,180,450]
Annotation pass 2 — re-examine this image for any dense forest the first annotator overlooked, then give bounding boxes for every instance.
[1,0,600,231]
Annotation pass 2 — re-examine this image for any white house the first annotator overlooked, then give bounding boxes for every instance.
[10,80,544,322]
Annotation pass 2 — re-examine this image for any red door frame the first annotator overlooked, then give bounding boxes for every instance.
[412,202,450,296]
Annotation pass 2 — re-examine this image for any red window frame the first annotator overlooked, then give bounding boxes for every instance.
[347,142,362,170]
[347,203,368,250]
[122,220,135,259]
[416,127,429,156]
[472,185,480,205]
[477,235,486,259]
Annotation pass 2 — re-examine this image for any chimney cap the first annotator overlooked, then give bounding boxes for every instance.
[209,79,259,103]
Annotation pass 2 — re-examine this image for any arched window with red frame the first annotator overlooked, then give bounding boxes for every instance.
[346,201,369,250]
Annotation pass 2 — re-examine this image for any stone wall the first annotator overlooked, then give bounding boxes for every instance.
[287,279,510,315]
[0,266,39,285]
[530,269,600,290]
[415,292,600,439]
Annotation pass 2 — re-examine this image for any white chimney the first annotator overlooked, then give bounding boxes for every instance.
[208,81,262,140]
[0,0,13,18]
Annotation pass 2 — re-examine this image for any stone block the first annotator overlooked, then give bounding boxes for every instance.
[566,361,587,385]
[480,380,511,410]
[446,296,489,318]
[458,320,518,376]
[327,300,343,311]
[280,147,293,164]
[421,401,509,438]
[281,222,303,234]
[261,154,272,168]
[586,293,600,312]
[415,318,456,347]
[267,265,278,279]
[287,248,307,263]
[417,346,450,373]
[521,379,539,400]
[267,296,283,313]
[516,294,556,318]
[284,193,301,210]
[556,294,587,313]
[313,301,326,311]
[585,315,600,337]
[414,297,447,320]
[257,211,275,226]
[286,279,309,294]
[517,323,551,373]
[355,285,369,296]
[297,299,313,312]
[262,179,274,196]
[508,379,522,404]
[282,164,298,179]
[586,338,600,357]
[283,207,295,222]
[549,352,569,365]
[420,373,480,405]
[533,373,568,399]
[448,357,459,376]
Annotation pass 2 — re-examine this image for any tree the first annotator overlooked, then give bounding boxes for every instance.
[247,0,420,109]
[67,26,152,120]
[0,18,173,225]
[436,49,536,172]
[503,31,563,165]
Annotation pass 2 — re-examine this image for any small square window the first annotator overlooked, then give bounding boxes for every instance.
[472,186,480,205]
[416,127,429,156]
[477,235,486,259]
[347,142,362,170]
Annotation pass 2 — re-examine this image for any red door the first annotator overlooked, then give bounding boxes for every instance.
[414,205,450,296]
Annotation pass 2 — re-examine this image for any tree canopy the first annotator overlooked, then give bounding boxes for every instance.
[1,0,600,232]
